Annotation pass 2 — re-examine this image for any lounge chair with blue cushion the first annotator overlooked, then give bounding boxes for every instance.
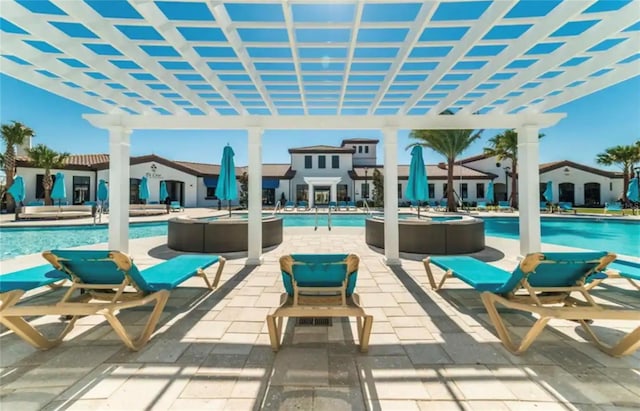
[283,201,295,211]
[604,202,625,215]
[297,200,309,211]
[170,201,183,212]
[337,201,347,210]
[266,254,372,352]
[26,200,45,206]
[423,252,639,356]
[347,201,357,211]
[476,201,488,211]
[328,201,337,211]
[0,264,71,349]
[4,250,226,351]
[497,201,513,212]
[539,202,549,213]
[558,202,576,214]
[587,259,640,291]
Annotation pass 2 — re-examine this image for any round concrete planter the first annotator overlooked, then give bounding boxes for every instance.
[168,215,283,253]
[365,215,485,254]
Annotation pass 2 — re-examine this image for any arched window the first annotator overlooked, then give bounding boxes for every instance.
[559,182,575,204]
[584,182,600,206]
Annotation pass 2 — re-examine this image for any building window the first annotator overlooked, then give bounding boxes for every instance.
[397,183,402,199]
[443,183,448,199]
[358,146,362,153]
[318,155,326,169]
[304,155,312,169]
[35,173,56,199]
[332,155,339,169]
[206,187,217,199]
[296,184,308,202]
[460,183,468,199]
[476,183,484,199]
[130,178,141,204]
[365,146,369,154]
[73,176,90,204]
[361,183,369,199]
[428,183,435,199]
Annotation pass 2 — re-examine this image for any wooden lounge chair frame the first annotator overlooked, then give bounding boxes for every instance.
[424,253,640,357]
[266,254,373,353]
[1,252,225,351]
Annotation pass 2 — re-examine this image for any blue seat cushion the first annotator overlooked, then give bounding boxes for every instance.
[282,254,358,297]
[608,260,640,281]
[428,256,515,293]
[135,255,220,291]
[0,264,68,293]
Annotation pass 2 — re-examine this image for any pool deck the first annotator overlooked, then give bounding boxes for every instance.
[1,224,639,410]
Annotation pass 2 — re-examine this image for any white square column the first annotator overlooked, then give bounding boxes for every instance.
[108,126,131,252]
[517,124,542,256]
[330,183,338,203]
[308,184,314,208]
[247,128,263,265]
[382,128,401,266]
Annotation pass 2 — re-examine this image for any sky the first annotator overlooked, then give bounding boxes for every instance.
[1,73,638,170]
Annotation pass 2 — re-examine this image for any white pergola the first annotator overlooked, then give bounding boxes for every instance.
[2,0,638,265]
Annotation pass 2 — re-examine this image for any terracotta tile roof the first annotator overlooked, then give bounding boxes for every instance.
[174,161,221,175]
[288,145,355,154]
[539,160,622,178]
[237,164,296,179]
[341,138,379,145]
[455,153,491,164]
[352,164,493,180]
[16,153,109,167]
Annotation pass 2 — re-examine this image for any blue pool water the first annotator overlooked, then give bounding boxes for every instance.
[1,216,637,260]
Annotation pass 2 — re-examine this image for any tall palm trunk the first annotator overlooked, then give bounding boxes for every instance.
[4,146,16,211]
[622,169,630,204]
[43,172,53,205]
[511,159,518,209]
[447,158,456,212]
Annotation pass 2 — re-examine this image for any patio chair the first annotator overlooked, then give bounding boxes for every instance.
[423,252,640,356]
[170,201,183,212]
[497,201,513,212]
[347,201,356,211]
[328,201,337,211]
[337,201,347,210]
[0,264,71,349]
[437,199,448,211]
[266,254,373,353]
[26,200,45,206]
[1,250,226,351]
[283,201,295,211]
[604,202,625,215]
[297,200,308,210]
[558,202,576,214]
[586,259,640,291]
[476,201,488,211]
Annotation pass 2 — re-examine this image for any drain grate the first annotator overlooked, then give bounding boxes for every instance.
[296,317,333,327]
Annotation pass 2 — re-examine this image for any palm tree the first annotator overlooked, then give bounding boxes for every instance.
[26,144,69,205]
[483,129,544,209]
[1,121,35,211]
[409,118,482,212]
[596,142,640,205]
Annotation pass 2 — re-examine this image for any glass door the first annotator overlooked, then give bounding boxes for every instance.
[315,186,330,205]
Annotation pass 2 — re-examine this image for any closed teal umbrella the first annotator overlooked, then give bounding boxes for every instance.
[486,180,494,204]
[159,180,169,203]
[627,177,639,203]
[7,175,25,205]
[406,146,428,218]
[51,172,66,207]
[215,145,237,217]
[138,176,150,203]
[97,179,108,222]
[543,181,553,203]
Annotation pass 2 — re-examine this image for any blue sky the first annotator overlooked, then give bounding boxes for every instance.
[1,73,638,170]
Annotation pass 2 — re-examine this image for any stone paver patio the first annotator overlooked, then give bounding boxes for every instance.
[1,227,638,410]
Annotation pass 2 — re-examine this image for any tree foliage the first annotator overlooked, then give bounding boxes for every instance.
[372,168,384,207]
[1,121,35,211]
[238,171,248,208]
[26,144,69,205]
[596,142,640,204]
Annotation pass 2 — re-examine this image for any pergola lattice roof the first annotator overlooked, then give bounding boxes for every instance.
[1,0,638,119]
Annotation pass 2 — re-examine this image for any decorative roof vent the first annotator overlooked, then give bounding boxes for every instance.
[437,162,447,169]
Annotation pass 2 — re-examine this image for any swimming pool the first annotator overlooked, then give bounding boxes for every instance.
[1,215,637,260]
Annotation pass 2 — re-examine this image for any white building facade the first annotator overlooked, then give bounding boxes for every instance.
[13,141,624,209]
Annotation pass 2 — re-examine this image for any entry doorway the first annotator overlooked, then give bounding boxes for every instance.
[314,186,330,205]
[165,180,185,205]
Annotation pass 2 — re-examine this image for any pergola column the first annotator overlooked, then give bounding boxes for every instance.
[382,128,401,266]
[517,124,542,256]
[308,184,314,208]
[108,126,131,252]
[330,183,338,203]
[247,127,263,265]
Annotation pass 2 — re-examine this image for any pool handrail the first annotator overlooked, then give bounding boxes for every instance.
[273,200,282,215]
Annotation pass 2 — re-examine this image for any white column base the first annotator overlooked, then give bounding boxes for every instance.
[384,257,402,266]
[245,257,264,266]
